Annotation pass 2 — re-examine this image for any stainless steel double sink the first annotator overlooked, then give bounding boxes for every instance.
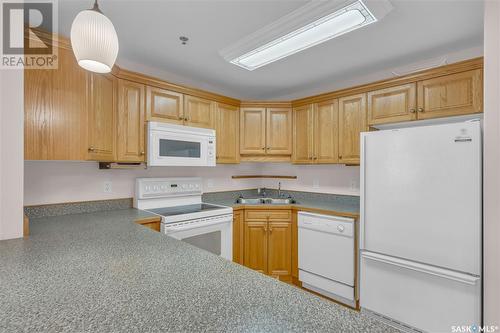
[235,197,295,205]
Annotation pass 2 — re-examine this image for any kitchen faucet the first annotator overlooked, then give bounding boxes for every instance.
[278,182,282,198]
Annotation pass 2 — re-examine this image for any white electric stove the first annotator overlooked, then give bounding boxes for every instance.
[134,177,233,260]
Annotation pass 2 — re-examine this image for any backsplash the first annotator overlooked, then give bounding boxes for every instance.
[24,161,360,205]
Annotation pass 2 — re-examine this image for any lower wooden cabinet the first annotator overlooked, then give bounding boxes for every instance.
[240,209,292,282]
[136,218,161,232]
[232,210,244,264]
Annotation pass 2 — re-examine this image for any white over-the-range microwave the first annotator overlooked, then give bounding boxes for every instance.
[147,122,216,167]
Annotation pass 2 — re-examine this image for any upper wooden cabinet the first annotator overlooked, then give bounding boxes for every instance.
[417,69,483,119]
[184,95,216,129]
[292,104,313,163]
[116,79,146,162]
[338,94,367,164]
[292,100,338,164]
[87,73,116,161]
[240,108,266,155]
[216,103,239,164]
[314,100,339,163]
[367,83,417,125]
[24,46,88,160]
[266,108,292,155]
[240,107,292,158]
[146,86,184,124]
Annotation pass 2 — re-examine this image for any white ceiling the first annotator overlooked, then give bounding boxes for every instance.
[57,0,484,100]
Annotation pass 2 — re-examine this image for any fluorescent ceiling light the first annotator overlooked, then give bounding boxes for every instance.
[230,0,376,71]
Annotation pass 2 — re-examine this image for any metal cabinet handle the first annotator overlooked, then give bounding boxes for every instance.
[269,227,273,233]
[261,147,266,150]
[140,151,145,156]
[409,108,416,113]
[417,107,424,112]
[263,226,267,232]
[88,146,95,152]
[313,156,317,160]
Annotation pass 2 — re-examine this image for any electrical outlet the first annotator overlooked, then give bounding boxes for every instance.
[313,179,320,189]
[207,179,214,188]
[350,180,358,190]
[103,181,112,193]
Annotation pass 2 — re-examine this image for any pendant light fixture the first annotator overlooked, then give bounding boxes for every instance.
[70,0,119,73]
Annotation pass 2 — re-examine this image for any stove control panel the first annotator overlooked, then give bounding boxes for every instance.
[136,177,202,199]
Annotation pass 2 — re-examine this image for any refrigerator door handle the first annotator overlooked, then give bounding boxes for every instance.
[361,251,480,285]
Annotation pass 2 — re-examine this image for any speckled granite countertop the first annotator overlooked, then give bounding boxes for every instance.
[0,208,396,332]
[203,189,360,217]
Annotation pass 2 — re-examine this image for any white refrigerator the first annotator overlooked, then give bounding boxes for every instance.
[360,121,482,332]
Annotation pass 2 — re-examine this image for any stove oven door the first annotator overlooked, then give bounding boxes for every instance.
[163,216,232,260]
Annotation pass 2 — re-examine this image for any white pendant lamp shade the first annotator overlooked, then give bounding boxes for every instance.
[70,3,119,73]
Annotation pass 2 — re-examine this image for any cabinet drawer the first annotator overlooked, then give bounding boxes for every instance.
[245,210,291,221]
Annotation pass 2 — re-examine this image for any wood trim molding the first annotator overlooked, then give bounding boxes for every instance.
[232,175,297,179]
[113,66,240,106]
[292,57,484,106]
[240,101,292,108]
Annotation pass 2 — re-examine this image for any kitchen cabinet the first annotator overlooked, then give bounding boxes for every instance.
[184,95,216,129]
[367,83,417,125]
[240,107,266,155]
[146,86,184,124]
[116,79,146,162]
[244,220,268,274]
[338,93,367,164]
[243,209,292,282]
[24,45,89,160]
[266,108,292,155]
[240,107,292,158]
[314,100,339,163]
[136,218,161,232]
[232,210,244,264]
[416,69,482,119]
[292,100,338,164]
[87,73,116,161]
[215,103,240,164]
[292,104,313,163]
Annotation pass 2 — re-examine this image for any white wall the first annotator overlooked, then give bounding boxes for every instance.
[24,161,360,206]
[483,1,500,327]
[259,163,360,196]
[0,69,24,240]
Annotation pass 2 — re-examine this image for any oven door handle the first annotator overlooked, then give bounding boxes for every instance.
[164,217,231,233]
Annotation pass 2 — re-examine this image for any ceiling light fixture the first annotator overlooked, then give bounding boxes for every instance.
[228,0,378,71]
[70,0,119,73]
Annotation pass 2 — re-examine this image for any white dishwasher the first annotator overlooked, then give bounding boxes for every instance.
[298,211,355,307]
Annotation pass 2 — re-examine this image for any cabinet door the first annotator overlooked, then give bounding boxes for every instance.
[24,46,88,160]
[243,221,268,274]
[417,69,483,120]
[267,221,292,282]
[367,83,416,125]
[338,93,367,164]
[232,210,244,264]
[314,99,339,163]
[216,103,239,164]
[292,105,313,164]
[266,108,292,155]
[184,95,215,129]
[240,108,266,155]
[87,73,116,161]
[116,79,146,162]
[146,86,184,124]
